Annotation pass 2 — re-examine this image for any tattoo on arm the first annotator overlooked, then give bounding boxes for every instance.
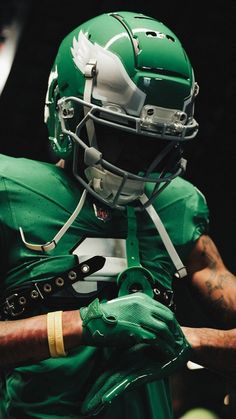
[197,236,236,324]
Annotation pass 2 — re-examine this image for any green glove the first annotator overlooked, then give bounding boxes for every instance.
[81,306,192,416]
[80,292,179,348]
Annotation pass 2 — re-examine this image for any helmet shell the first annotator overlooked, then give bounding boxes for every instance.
[55,11,194,110]
[45,11,196,154]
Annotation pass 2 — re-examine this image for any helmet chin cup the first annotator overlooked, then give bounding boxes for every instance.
[117,266,155,298]
[45,11,199,208]
[84,165,145,206]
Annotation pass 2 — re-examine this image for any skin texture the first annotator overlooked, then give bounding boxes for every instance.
[182,326,236,377]
[79,235,236,416]
[181,234,236,378]
[1,233,236,379]
[0,310,83,367]
[186,235,236,326]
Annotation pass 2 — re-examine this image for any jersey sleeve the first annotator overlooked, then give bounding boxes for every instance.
[191,185,210,241]
[144,176,210,267]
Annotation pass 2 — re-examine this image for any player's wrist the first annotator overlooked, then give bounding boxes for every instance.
[59,310,84,350]
[47,311,67,357]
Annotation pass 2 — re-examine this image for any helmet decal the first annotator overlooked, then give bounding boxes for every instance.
[71,30,146,115]
[44,11,199,210]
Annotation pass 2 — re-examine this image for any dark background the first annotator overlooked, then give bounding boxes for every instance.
[0,0,235,272]
[0,2,236,417]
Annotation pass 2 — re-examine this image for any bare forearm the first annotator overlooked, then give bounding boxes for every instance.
[193,270,236,327]
[182,326,236,378]
[0,310,82,367]
[187,235,236,327]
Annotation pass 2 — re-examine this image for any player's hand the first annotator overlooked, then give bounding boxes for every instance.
[80,292,180,350]
[81,304,192,416]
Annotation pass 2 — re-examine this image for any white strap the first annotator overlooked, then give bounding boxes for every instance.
[139,194,187,278]
[19,189,88,252]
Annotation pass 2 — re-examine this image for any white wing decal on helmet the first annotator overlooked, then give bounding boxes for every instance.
[71,30,146,116]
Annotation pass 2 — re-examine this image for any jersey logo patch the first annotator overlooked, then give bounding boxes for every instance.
[93,204,111,222]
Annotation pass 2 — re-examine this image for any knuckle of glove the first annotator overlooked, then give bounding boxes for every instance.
[80,299,103,325]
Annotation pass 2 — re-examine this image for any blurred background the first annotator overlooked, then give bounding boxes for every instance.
[0,1,236,417]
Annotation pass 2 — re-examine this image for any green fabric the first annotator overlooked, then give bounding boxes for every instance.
[80,294,162,347]
[80,293,185,349]
[81,303,192,416]
[0,154,209,418]
[117,206,155,298]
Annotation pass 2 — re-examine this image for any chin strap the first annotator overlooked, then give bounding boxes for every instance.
[19,182,187,281]
[19,188,88,252]
[139,193,187,279]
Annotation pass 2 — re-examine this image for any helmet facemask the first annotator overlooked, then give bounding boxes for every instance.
[57,95,187,210]
[45,11,199,210]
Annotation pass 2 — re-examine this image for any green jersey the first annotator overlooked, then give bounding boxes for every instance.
[0,154,209,418]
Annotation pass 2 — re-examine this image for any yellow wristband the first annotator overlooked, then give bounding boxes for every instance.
[54,311,67,357]
[47,312,57,358]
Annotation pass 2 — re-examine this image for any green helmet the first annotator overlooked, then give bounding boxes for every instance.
[44,11,199,210]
